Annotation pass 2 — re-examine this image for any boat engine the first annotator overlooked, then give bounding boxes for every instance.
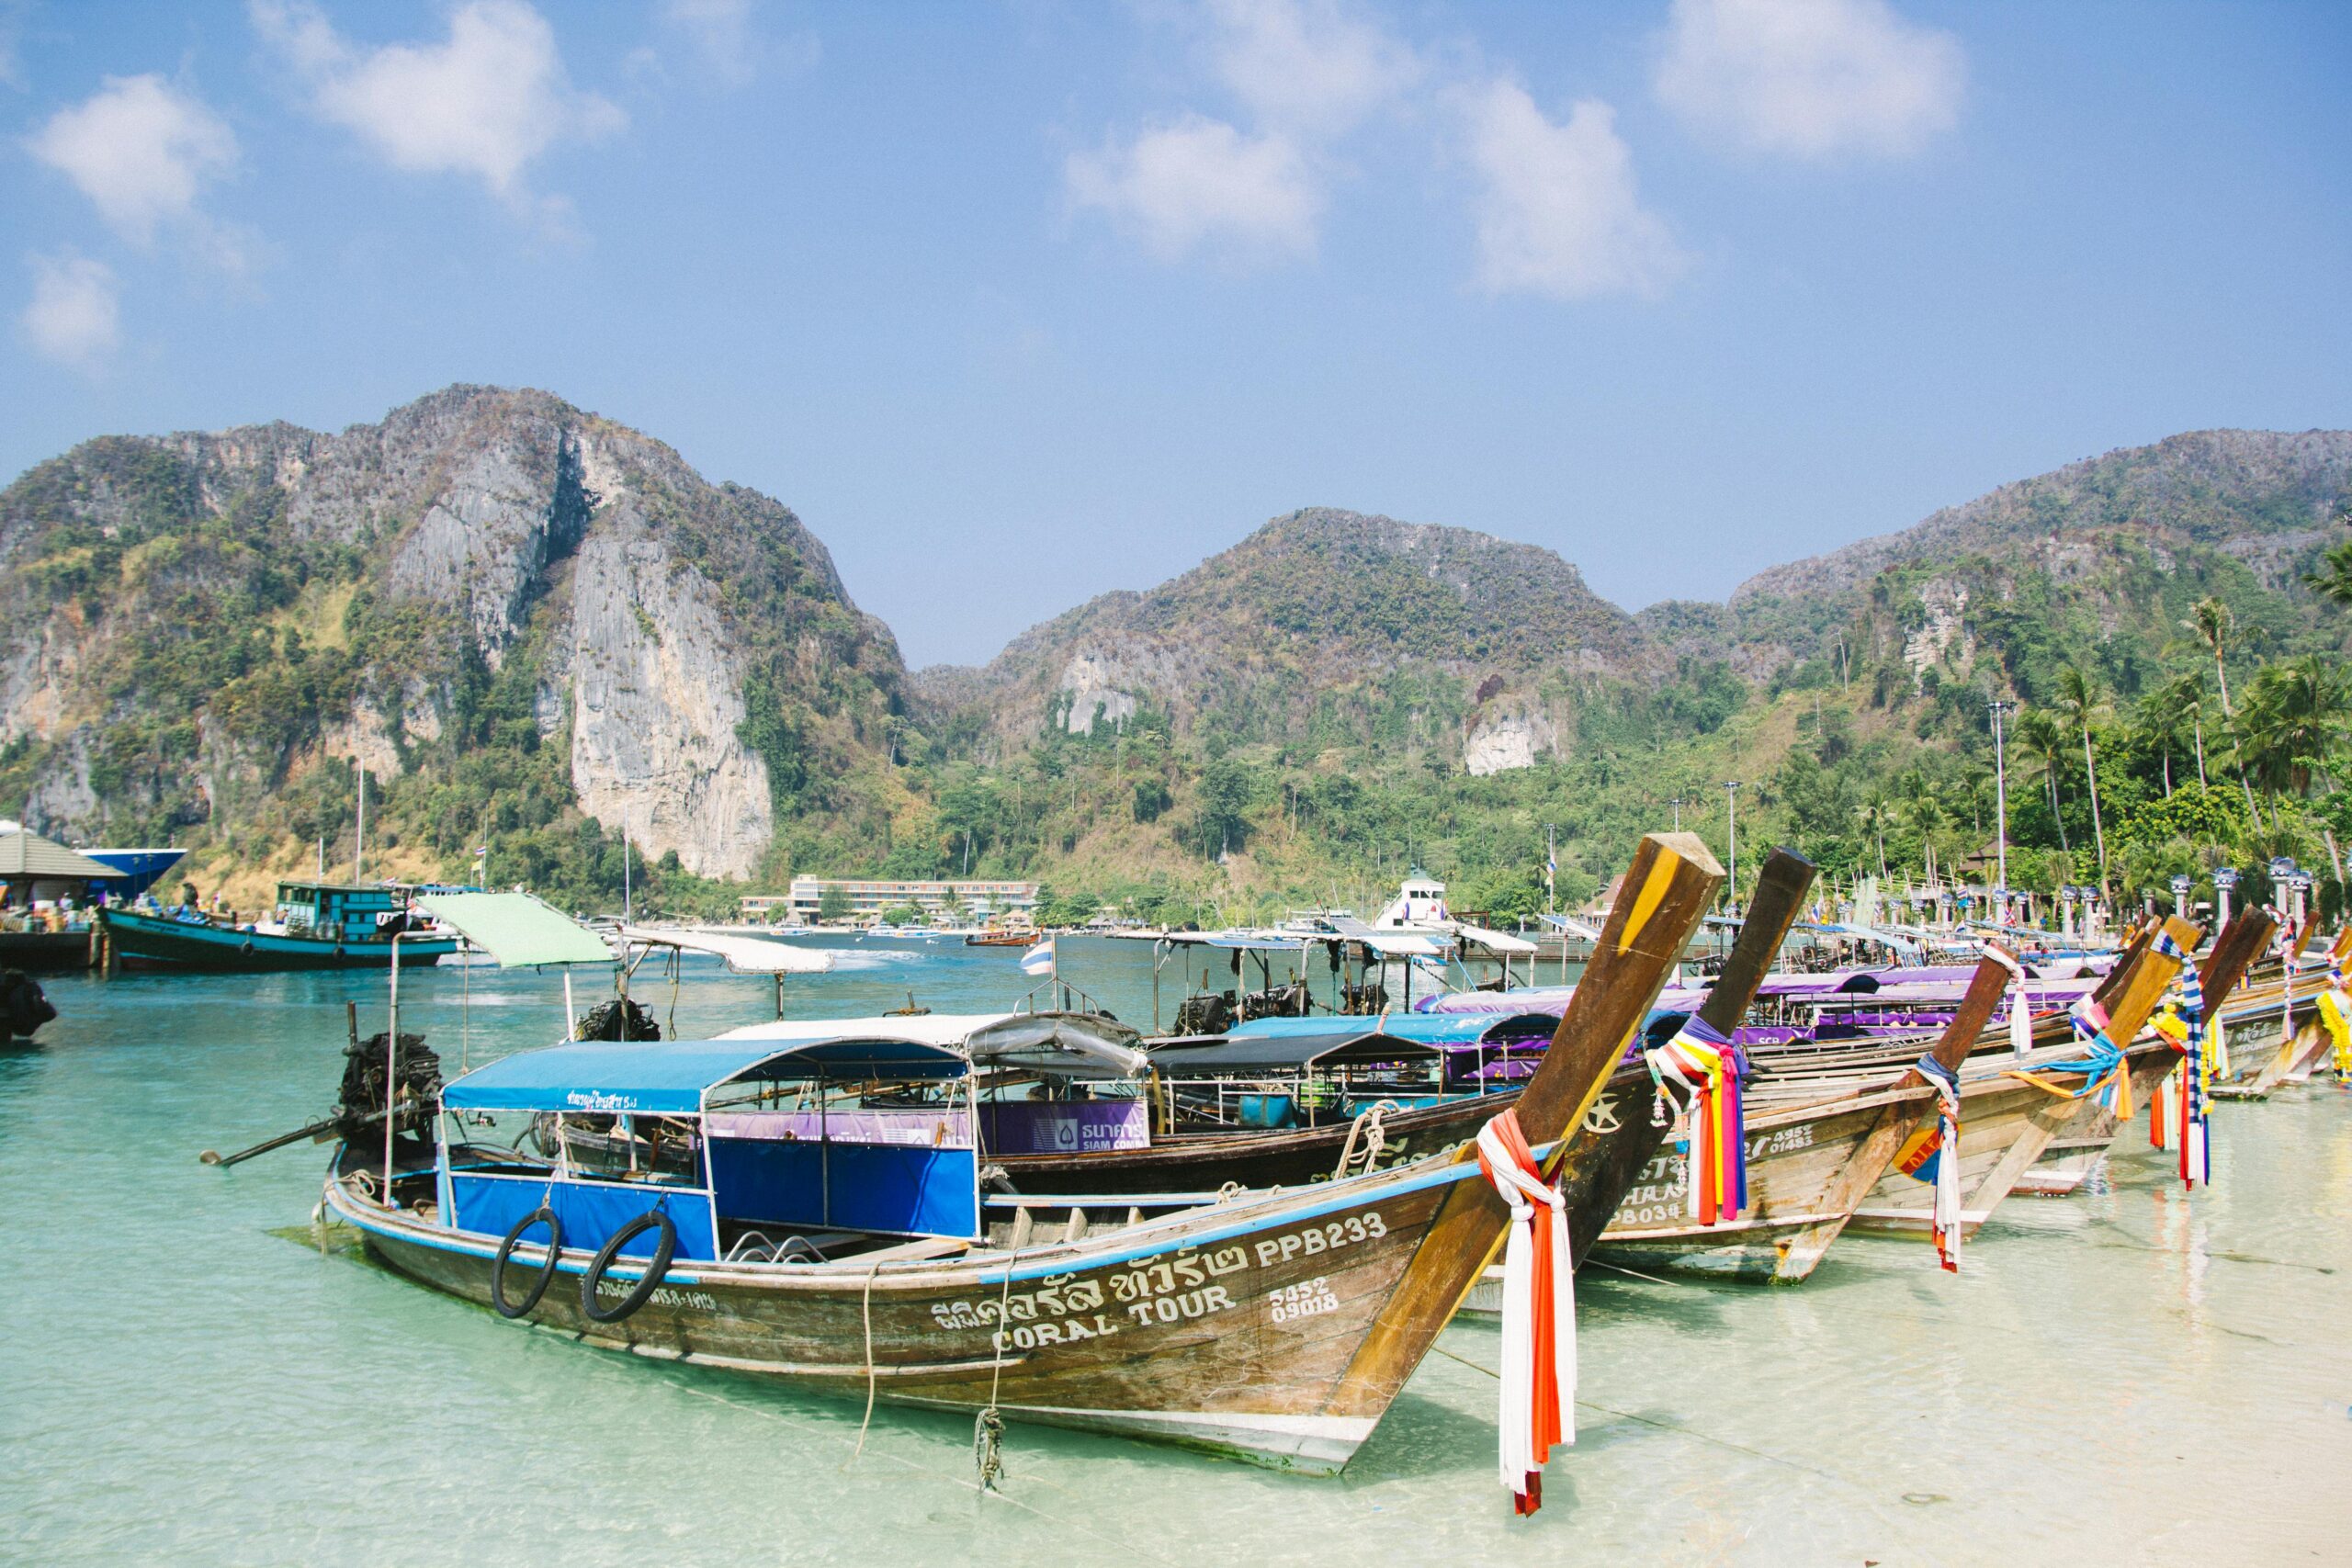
[1,969,56,1039]
[334,1031,444,1144]
[572,997,662,1042]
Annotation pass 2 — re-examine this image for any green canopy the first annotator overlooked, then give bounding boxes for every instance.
[414,891,615,968]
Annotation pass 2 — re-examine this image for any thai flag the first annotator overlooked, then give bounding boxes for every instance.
[1020,937,1056,976]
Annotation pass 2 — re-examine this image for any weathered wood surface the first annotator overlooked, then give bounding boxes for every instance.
[339,1160,1460,1471]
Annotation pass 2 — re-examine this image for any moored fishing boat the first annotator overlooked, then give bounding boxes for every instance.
[1843,915,2199,1237]
[97,881,458,971]
[1588,948,2014,1282]
[312,834,1724,1472]
[2019,911,2274,1194]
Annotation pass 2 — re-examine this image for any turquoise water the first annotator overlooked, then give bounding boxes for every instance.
[5,935,2349,1563]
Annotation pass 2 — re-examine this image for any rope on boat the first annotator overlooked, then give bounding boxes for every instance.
[975,1256,1016,1490]
[850,1258,886,1463]
[1332,1100,1399,1179]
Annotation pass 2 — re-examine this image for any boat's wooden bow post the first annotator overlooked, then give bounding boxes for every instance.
[1912,947,2017,1083]
[1695,848,1815,1038]
[2198,910,2278,1017]
[1328,831,1721,1416]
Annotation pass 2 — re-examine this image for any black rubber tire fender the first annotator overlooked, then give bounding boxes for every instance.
[579,1209,677,1324]
[490,1207,564,1319]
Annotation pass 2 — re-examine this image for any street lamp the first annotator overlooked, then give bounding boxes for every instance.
[1987,698,2014,897]
[1724,781,1742,912]
[1667,796,1686,831]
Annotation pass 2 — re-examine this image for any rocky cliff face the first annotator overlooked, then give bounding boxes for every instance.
[0,386,905,878]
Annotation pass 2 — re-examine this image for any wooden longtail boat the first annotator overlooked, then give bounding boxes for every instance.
[989,849,1818,1276]
[1588,946,2012,1282]
[2209,926,2349,1098]
[1841,915,2199,1237]
[320,834,1723,1471]
[2020,912,2274,1193]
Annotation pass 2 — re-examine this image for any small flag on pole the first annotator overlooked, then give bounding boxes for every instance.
[1020,937,1056,976]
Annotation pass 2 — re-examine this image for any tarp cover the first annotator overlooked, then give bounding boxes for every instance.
[416,891,614,969]
[623,925,834,975]
[718,1010,1151,1079]
[442,1036,968,1112]
[1146,1028,1441,1078]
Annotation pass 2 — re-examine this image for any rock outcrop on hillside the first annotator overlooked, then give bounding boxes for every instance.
[0,386,905,877]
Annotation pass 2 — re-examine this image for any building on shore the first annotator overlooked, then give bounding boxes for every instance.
[743,876,1040,926]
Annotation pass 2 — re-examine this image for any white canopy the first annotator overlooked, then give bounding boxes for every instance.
[622,924,836,975]
[1453,921,1539,957]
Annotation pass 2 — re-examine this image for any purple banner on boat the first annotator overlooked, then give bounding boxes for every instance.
[979,1100,1150,1156]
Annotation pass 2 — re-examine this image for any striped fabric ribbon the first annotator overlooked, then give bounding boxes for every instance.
[1979,942,2035,1056]
[1644,1016,1748,1226]
[1475,1110,1573,1516]
[1912,1054,1962,1273]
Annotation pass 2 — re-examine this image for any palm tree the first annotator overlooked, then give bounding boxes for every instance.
[2307,513,2352,608]
[2158,668,2211,789]
[2188,595,2262,814]
[2016,708,2071,854]
[2239,654,2351,804]
[2133,687,2188,797]
[2055,665,2110,894]
[1854,789,1891,882]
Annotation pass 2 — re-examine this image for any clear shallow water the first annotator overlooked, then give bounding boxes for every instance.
[5,936,2349,1564]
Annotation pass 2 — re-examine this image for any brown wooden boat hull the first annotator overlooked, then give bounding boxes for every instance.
[332,1158,1467,1472]
[1844,1040,2174,1235]
[1589,1080,1932,1282]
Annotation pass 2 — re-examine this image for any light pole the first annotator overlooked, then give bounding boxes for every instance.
[1724,781,1742,912]
[1988,698,2015,917]
[1668,796,1686,831]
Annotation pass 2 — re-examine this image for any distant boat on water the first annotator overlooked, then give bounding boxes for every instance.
[97,880,458,972]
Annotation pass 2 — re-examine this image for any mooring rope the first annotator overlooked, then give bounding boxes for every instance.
[975,1253,1017,1490]
[849,1258,886,1463]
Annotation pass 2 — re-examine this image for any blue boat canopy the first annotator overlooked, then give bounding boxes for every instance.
[443,1035,969,1114]
[1230,1012,1558,1046]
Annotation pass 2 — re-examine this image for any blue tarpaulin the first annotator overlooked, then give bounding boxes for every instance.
[442,1036,969,1113]
[1229,1013,1559,1046]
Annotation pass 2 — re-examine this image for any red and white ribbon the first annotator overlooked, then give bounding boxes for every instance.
[1476,1110,1575,1516]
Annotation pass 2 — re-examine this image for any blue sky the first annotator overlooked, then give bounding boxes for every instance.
[4,1,2347,668]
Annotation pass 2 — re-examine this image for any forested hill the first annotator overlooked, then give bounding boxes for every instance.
[2,395,2346,922]
[912,507,1648,773]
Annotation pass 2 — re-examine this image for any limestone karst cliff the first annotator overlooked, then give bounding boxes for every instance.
[0,386,906,881]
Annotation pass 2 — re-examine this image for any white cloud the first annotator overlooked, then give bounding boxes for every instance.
[252,0,624,201]
[659,0,754,88]
[1069,1,1417,266]
[20,251,120,370]
[1068,115,1319,265]
[1202,0,1419,135]
[1462,82,1686,300]
[1654,0,1964,160]
[28,74,238,243]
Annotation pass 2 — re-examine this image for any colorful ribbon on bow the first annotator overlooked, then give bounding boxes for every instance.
[2149,931,2211,1186]
[1980,942,2035,1056]
[1476,1109,1574,1516]
[1645,1016,1748,1225]
[2007,1000,2132,1118]
[1907,1053,1963,1271]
